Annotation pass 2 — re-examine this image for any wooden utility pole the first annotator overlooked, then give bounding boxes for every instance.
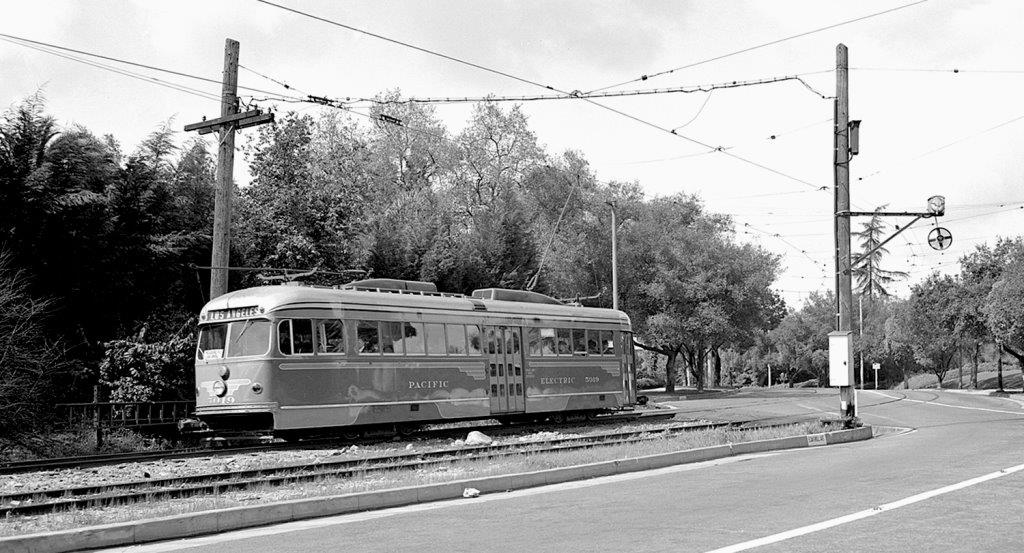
[185,39,274,300]
[834,43,856,420]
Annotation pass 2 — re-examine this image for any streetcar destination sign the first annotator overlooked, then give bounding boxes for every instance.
[205,306,262,321]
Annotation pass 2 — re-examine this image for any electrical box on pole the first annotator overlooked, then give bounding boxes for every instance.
[829,331,854,387]
[848,120,861,156]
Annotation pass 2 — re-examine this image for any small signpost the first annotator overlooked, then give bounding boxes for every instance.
[872,362,881,390]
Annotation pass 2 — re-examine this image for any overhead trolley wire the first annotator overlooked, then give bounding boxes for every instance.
[584,0,931,94]
[256,0,835,195]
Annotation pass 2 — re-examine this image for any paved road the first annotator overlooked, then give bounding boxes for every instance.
[105,389,1024,553]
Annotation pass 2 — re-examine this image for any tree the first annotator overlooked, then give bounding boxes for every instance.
[887,274,961,387]
[0,251,68,432]
[771,292,835,385]
[851,207,907,299]
[237,111,371,280]
[961,238,1024,375]
[983,256,1024,369]
[623,195,782,392]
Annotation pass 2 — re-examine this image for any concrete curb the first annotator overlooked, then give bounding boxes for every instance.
[0,426,874,553]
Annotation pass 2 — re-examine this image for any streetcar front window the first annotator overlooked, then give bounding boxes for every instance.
[197,323,227,360]
[226,319,271,357]
[197,319,270,359]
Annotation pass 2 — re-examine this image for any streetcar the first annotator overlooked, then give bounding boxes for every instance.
[192,279,638,436]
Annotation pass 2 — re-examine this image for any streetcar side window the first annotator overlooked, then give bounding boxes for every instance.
[403,322,425,355]
[280,319,314,355]
[356,321,380,354]
[227,319,271,358]
[317,319,346,354]
[381,321,404,355]
[197,323,228,360]
[601,330,615,355]
[572,329,586,356]
[527,327,540,355]
[424,323,446,355]
[446,324,468,355]
[466,325,483,355]
[587,330,601,355]
[538,328,557,356]
[556,328,571,356]
[277,320,292,355]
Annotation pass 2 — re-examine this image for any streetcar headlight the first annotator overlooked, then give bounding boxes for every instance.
[219,366,230,379]
[212,380,227,397]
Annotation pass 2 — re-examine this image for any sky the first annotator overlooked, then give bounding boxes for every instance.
[2,0,1023,308]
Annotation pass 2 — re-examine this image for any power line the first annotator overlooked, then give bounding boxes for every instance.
[610,117,831,166]
[370,74,832,105]
[581,95,830,192]
[0,36,221,103]
[0,32,299,99]
[239,63,307,95]
[585,0,930,93]
[255,0,563,94]
[672,91,714,131]
[858,113,1024,181]
[253,1,834,195]
[852,67,1024,75]
[741,222,830,270]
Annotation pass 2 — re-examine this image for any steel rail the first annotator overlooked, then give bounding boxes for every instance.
[0,410,670,476]
[0,418,795,517]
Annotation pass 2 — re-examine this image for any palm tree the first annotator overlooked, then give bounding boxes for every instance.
[852,206,907,299]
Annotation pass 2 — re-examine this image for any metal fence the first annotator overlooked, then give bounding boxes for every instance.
[54,400,195,429]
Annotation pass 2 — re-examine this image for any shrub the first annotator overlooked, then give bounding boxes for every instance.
[99,331,194,402]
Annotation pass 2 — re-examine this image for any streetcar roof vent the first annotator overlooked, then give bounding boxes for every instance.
[471,288,563,305]
[340,278,464,297]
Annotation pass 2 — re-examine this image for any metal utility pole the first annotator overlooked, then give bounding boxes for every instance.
[609,202,619,310]
[185,39,274,300]
[834,43,856,420]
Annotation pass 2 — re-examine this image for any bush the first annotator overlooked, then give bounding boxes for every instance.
[99,331,195,402]
[636,377,663,390]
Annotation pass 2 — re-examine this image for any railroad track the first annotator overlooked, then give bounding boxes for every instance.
[0,417,787,517]
[0,409,674,476]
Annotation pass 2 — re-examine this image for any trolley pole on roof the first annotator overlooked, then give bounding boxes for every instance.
[185,39,274,299]
[833,43,857,421]
[607,201,619,310]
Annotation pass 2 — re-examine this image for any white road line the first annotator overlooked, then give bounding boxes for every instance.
[702,462,1024,553]
[866,390,1024,415]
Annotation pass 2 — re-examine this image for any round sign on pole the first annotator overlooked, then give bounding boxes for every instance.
[928,227,953,250]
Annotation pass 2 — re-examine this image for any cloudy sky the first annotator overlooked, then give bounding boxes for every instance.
[3,0,1022,307]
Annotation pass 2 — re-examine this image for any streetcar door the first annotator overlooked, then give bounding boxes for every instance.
[486,326,525,414]
[506,327,525,412]
[621,331,637,404]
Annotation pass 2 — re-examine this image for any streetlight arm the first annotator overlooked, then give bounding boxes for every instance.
[846,214,923,274]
